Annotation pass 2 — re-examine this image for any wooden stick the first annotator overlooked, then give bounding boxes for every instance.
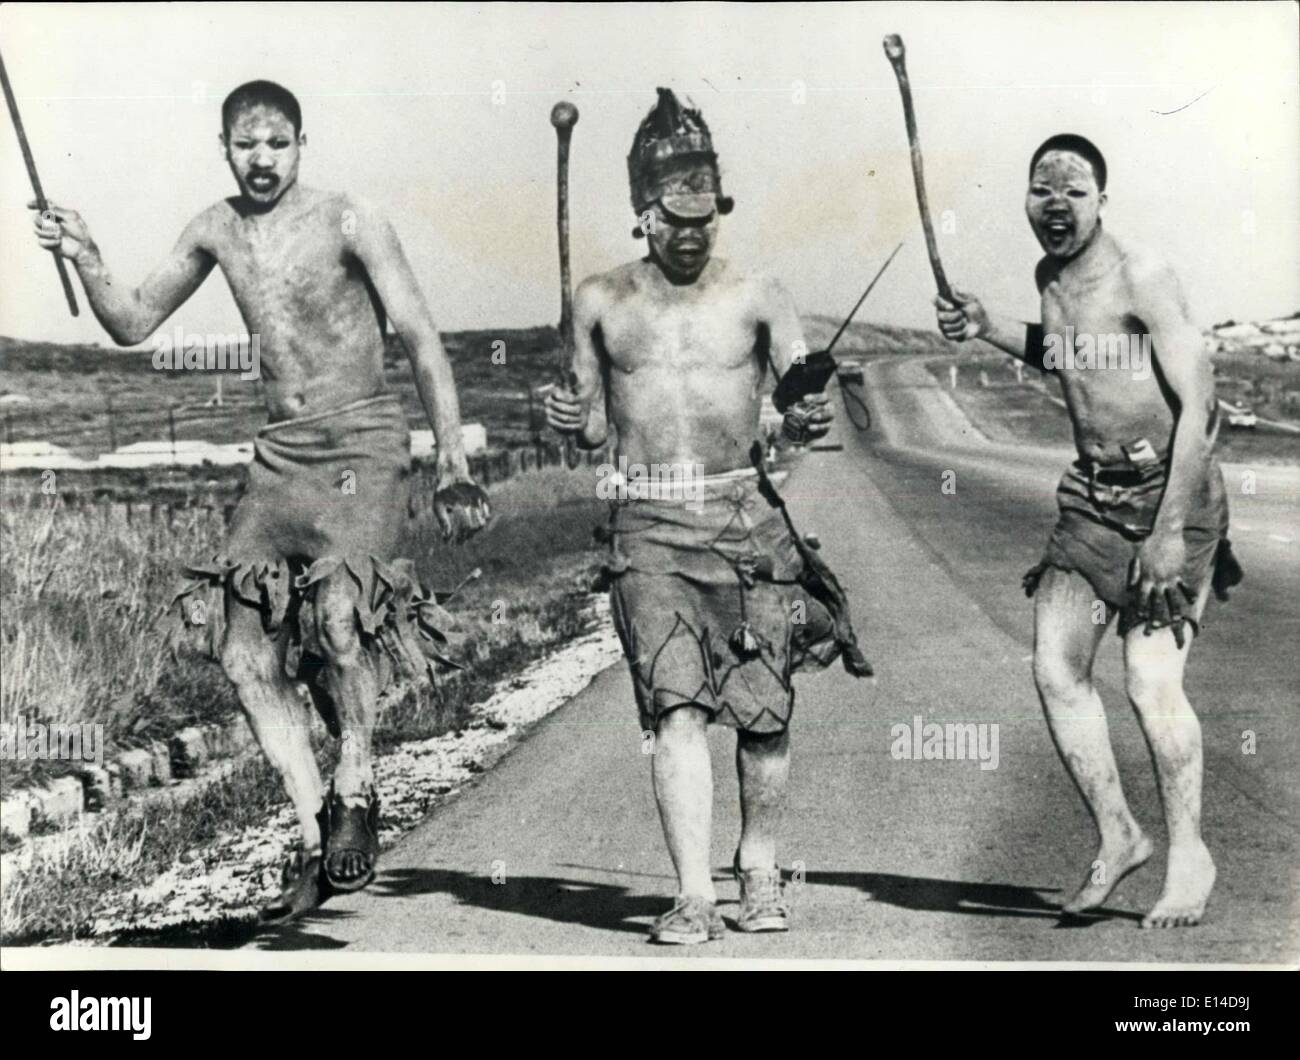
[550,101,580,469]
[0,47,79,316]
[883,34,954,303]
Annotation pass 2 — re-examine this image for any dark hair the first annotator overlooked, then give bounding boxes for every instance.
[221,80,302,137]
[1029,134,1106,191]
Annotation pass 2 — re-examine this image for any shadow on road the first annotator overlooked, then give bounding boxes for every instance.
[245,907,360,951]
[367,867,666,935]
[798,870,1142,926]
[230,865,1139,951]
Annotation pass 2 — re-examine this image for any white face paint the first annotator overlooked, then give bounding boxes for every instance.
[1025,150,1106,259]
[223,105,303,207]
[646,201,719,281]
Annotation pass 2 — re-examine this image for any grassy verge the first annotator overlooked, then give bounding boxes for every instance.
[1,465,610,943]
[0,456,607,794]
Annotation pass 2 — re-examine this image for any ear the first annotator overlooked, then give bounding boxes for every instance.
[1097,190,1108,214]
[298,132,307,149]
[218,132,229,160]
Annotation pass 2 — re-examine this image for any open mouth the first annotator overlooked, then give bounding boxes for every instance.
[1043,217,1072,239]
[247,174,279,193]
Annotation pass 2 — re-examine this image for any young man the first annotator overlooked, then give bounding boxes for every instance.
[545,89,871,944]
[934,134,1241,928]
[32,80,490,922]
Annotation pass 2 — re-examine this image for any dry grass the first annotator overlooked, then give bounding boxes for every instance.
[2,754,287,943]
[0,463,607,790]
[0,460,610,942]
[0,502,230,792]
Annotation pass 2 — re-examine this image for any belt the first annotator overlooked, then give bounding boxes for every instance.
[1083,460,1168,488]
[1091,466,1148,487]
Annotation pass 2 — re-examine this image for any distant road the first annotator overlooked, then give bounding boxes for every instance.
[248,356,1298,963]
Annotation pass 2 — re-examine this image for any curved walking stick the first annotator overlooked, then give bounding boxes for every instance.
[883,34,953,304]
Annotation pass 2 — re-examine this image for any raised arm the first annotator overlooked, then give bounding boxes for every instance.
[347,199,488,539]
[33,201,215,346]
[934,286,1041,364]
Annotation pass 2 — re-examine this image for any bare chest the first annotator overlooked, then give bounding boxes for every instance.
[1040,272,1170,435]
[600,288,759,377]
[1040,270,1140,343]
[212,215,359,320]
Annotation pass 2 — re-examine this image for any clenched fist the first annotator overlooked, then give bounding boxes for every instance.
[782,393,834,445]
[542,384,583,435]
[934,288,988,343]
[434,478,491,543]
[30,200,94,262]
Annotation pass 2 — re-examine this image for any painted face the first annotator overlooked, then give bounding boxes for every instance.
[1025,150,1106,259]
[645,201,719,280]
[223,105,302,206]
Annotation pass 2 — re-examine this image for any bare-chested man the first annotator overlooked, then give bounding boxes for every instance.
[935,134,1241,928]
[32,80,489,922]
[546,89,870,944]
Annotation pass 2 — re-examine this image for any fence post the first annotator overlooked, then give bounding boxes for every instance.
[168,405,178,465]
[105,392,118,451]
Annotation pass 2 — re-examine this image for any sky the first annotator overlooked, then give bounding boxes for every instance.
[1,1,1296,347]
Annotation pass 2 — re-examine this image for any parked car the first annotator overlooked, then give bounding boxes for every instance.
[836,358,865,384]
[1224,402,1257,429]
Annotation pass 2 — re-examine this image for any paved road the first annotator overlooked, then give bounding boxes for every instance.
[250,357,1298,962]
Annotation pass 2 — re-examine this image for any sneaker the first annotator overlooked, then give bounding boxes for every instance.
[733,854,790,933]
[649,896,727,945]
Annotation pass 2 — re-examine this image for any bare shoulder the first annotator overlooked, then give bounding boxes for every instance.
[737,266,796,315]
[576,261,640,310]
[1115,237,1182,296]
[189,199,239,245]
[332,190,380,224]
[1034,256,1057,293]
[322,191,389,244]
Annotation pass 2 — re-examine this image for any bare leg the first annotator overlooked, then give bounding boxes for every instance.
[1124,584,1216,928]
[314,574,382,804]
[652,706,716,901]
[1033,569,1153,914]
[313,573,384,887]
[220,603,324,853]
[736,727,790,872]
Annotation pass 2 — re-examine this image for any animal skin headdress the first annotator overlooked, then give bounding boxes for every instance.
[627,88,734,234]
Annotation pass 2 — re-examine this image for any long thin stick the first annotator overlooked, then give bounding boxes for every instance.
[550,101,580,468]
[824,241,904,357]
[883,34,953,304]
[0,47,79,316]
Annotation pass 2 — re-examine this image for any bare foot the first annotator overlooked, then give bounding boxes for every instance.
[1062,830,1154,915]
[1142,841,1215,929]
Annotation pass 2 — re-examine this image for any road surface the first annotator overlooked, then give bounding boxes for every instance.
[249,356,1299,963]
